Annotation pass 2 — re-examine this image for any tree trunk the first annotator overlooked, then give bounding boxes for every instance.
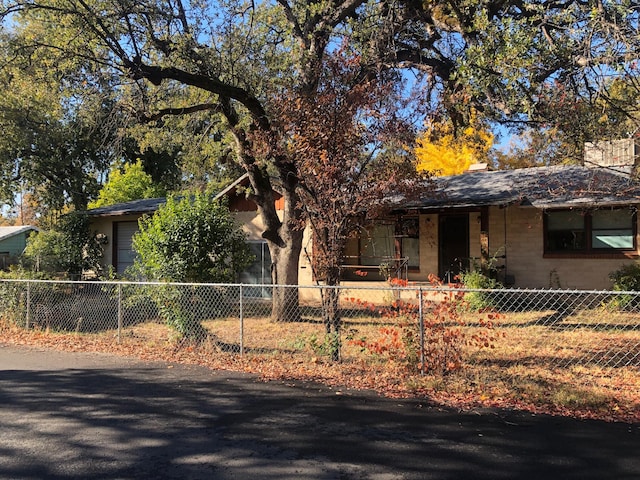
[322,268,342,361]
[240,160,306,322]
[269,235,303,322]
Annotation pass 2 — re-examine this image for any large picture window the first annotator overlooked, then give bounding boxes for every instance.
[544,208,636,254]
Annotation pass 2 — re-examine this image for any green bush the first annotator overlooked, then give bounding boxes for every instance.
[608,263,640,309]
[609,263,640,291]
[458,269,502,311]
[128,192,254,340]
[20,212,102,278]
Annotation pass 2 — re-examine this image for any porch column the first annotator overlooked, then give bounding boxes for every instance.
[480,206,489,269]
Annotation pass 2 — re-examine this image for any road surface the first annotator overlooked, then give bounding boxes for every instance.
[0,344,638,479]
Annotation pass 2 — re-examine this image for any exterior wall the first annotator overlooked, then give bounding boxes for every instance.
[410,206,639,291]
[234,211,266,242]
[490,206,640,290]
[468,212,481,267]
[90,214,143,272]
[234,209,314,288]
[0,232,31,257]
[409,213,438,282]
[0,231,34,269]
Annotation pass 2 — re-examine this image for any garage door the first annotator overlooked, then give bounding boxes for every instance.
[115,221,139,274]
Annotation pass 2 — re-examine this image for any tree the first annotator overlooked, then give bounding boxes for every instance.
[270,49,420,355]
[509,78,640,165]
[0,26,115,214]
[21,212,102,278]
[415,115,494,176]
[89,160,165,208]
[130,193,253,339]
[0,0,428,320]
[3,0,639,321]
[126,114,245,192]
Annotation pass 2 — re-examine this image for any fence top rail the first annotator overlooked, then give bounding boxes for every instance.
[0,277,637,296]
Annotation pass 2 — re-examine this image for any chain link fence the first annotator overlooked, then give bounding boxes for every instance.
[1,279,639,373]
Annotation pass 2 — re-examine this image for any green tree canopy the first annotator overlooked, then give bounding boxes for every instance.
[89,160,165,209]
[3,0,639,320]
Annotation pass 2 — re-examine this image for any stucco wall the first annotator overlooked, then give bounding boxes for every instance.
[234,210,314,286]
[90,214,143,271]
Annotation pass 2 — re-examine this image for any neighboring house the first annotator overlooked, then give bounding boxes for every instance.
[87,140,640,291]
[0,225,39,269]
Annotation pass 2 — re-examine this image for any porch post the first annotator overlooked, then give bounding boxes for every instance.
[480,206,489,270]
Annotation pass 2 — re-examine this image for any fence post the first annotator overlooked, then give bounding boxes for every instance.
[117,283,123,343]
[419,287,425,376]
[239,284,244,356]
[25,281,31,330]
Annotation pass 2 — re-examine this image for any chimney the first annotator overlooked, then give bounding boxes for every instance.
[584,139,638,169]
[466,162,489,173]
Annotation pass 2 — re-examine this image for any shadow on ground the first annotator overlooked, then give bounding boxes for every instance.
[0,346,638,480]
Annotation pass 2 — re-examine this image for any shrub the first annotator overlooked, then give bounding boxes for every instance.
[128,192,253,340]
[347,275,501,376]
[21,212,102,279]
[609,263,640,291]
[608,263,640,309]
[458,269,502,311]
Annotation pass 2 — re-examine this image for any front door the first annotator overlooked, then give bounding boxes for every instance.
[439,214,469,282]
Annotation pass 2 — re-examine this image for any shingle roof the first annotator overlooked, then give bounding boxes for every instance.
[401,165,640,210]
[85,197,167,217]
[84,166,640,218]
[85,175,252,217]
[0,225,39,241]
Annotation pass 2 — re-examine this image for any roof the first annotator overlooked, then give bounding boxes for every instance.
[401,165,640,211]
[0,225,39,241]
[214,173,250,200]
[85,166,640,218]
[85,197,168,217]
[85,176,250,218]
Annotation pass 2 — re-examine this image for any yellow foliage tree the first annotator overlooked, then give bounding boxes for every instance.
[415,118,494,176]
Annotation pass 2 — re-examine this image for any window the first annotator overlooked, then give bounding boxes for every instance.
[545,211,585,252]
[544,209,636,254]
[591,210,635,249]
[341,217,421,280]
[359,219,420,269]
[238,241,272,298]
[398,217,420,269]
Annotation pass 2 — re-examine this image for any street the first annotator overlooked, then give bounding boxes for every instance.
[0,344,638,479]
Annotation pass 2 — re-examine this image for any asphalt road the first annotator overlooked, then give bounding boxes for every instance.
[0,344,638,480]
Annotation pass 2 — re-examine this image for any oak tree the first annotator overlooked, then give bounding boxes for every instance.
[2,0,639,322]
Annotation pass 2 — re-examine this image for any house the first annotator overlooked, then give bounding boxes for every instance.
[87,141,640,291]
[0,225,39,269]
[86,176,314,289]
[384,163,640,290]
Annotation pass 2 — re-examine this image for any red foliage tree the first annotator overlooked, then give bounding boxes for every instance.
[269,49,423,357]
